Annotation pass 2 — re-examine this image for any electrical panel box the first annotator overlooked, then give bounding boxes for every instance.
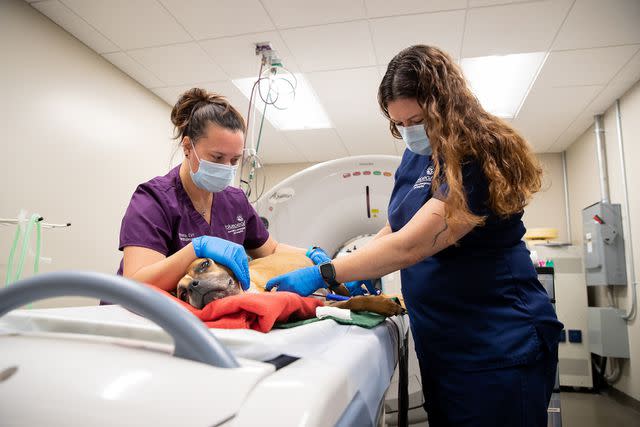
[588,307,630,358]
[582,202,627,286]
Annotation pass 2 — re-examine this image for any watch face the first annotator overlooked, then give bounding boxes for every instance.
[319,262,335,282]
[319,263,331,278]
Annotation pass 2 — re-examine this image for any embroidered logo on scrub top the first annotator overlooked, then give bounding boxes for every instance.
[225,215,246,235]
[179,232,196,242]
[413,165,434,190]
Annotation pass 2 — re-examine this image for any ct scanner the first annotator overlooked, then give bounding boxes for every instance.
[255,155,399,258]
[255,155,404,295]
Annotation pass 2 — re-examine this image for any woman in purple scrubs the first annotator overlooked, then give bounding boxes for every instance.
[117,88,316,293]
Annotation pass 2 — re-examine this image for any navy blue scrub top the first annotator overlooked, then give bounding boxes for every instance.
[388,150,563,372]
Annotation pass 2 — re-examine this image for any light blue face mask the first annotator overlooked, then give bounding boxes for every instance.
[189,140,237,193]
[397,124,432,156]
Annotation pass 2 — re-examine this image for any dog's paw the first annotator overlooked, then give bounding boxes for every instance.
[369,296,405,317]
[337,295,405,317]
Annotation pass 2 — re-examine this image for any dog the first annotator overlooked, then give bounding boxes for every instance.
[176,252,404,317]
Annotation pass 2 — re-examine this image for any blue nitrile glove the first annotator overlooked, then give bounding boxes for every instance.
[306,246,331,265]
[344,279,378,296]
[265,265,326,296]
[191,236,250,290]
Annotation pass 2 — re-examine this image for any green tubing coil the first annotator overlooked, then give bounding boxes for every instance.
[5,213,42,287]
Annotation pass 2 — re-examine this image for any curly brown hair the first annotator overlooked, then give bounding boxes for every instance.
[378,45,542,230]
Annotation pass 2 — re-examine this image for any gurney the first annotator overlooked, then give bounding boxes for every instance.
[0,271,409,426]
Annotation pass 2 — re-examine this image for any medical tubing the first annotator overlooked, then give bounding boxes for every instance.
[5,221,22,286]
[239,60,265,188]
[256,93,268,153]
[14,214,39,283]
[0,271,240,368]
[246,98,269,202]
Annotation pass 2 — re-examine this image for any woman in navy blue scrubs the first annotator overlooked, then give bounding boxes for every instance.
[266,45,563,426]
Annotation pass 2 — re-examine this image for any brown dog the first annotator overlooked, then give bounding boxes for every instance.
[176,252,404,317]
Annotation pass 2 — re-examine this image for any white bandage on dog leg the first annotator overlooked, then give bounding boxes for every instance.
[316,306,352,321]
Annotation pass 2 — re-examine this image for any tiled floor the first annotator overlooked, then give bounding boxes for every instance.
[560,391,640,427]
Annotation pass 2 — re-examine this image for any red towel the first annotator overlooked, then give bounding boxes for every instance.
[150,286,324,332]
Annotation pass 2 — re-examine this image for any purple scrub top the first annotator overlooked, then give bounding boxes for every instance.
[117,165,269,274]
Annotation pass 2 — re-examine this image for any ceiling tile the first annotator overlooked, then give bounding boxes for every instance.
[462,0,572,57]
[283,129,349,162]
[128,43,227,85]
[548,112,594,152]
[370,10,466,64]
[535,45,640,87]
[468,0,531,6]
[261,0,365,28]
[553,0,640,50]
[280,21,376,72]
[32,0,119,53]
[335,125,400,156]
[159,0,274,40]
[61,0,192,49]
[102,52,165,88]
[584,83,633,115]
[151,81,306,163]
[200,32,299,79]
[152,84,204,105]
[364,0,466,18]
[306,67,381,122]
[152,80,250,110]
[610,47,640,87]
[513,85,602,151]
[306,67,395,155]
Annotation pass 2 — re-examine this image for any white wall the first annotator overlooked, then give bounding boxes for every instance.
[566,80,640,401]
[259,162,317,194]
[0,0,173,307]
[523,153,568,242]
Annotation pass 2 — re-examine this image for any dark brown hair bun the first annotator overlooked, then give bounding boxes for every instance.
[170,87,246,142]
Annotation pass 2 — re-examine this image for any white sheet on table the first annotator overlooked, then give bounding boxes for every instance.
[0,305,409,423]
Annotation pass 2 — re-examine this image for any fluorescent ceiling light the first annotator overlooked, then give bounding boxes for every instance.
[461,52,547,118]
[232,73,332,131]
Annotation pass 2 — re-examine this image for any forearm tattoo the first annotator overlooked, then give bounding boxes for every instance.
[431,213,449,247]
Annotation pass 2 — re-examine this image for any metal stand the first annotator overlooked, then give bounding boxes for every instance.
[398,330,409,427]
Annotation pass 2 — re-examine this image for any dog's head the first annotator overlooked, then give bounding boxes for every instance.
[176,258,242,309]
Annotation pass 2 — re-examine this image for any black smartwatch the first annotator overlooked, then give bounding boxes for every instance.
[319,261,340,290]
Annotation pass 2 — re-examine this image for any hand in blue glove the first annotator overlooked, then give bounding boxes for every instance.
[306,246,331,265]
[191,236,250,290]
[265,265,326,296]
[344,279,379,296]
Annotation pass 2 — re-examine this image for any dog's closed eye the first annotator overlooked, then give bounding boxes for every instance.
[195,260,210,274]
